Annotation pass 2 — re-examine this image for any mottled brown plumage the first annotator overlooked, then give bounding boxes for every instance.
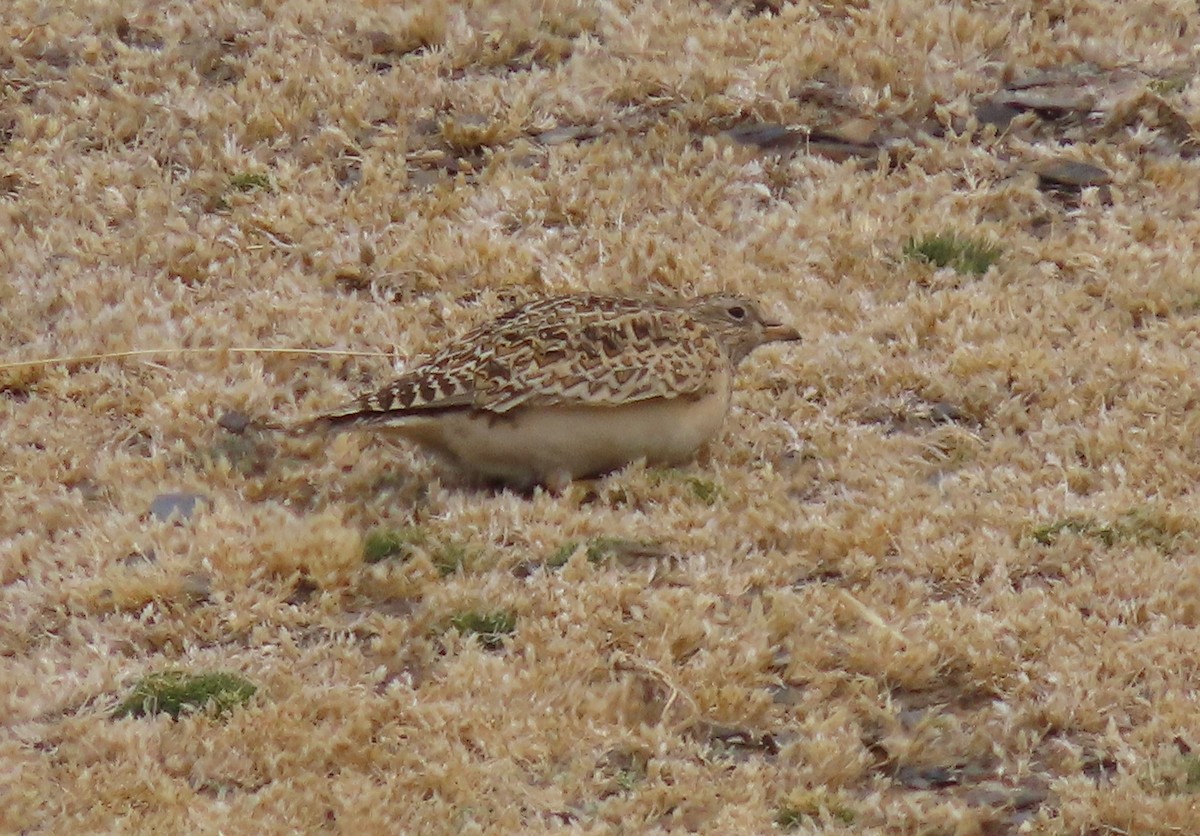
[313,293,799,490]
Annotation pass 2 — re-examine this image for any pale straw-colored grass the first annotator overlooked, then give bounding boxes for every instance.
[4,0,1200,831]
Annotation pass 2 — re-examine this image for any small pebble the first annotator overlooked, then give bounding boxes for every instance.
[150,492,208,522]
[217,410,251,434]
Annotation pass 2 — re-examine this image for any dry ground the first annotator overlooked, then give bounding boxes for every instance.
[4,0,1200,832]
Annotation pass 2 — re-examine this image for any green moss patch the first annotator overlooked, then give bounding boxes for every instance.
[449,611,517,650]
[904,233,1002,276]
[363,526,427,564]
[113,671,257,719]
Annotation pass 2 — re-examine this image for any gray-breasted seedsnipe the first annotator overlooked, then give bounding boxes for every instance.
[313,293,800,491]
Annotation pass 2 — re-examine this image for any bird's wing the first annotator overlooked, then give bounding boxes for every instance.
[314,340,479,428]
[471,300,727,413]
[314,296,727,427]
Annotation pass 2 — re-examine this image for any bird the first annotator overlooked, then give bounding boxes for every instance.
[310,293,800,492]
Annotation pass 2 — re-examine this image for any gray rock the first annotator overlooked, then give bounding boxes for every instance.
[150,492,208,522]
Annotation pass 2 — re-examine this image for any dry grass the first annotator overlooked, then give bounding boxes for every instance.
[3,0,1200,832]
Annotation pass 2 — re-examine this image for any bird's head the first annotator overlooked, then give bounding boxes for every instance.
[687,295,801,364]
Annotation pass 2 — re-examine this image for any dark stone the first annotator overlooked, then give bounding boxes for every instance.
[1035,158,1112,189]
[975,101,1022,131]
[150,492,207,522]
[895,764,961,789]
[286,577,320,606]
[725,122,801,149]
[217,410,252,434]
[1035,159,1113,205]
[535,124,602,145]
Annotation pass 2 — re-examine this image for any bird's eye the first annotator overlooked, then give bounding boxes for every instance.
[727,305,746,321]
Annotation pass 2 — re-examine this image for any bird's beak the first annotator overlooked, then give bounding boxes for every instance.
[763,321,801,343]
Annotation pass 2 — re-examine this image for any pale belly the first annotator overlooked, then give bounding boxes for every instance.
[389,385,732,488]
